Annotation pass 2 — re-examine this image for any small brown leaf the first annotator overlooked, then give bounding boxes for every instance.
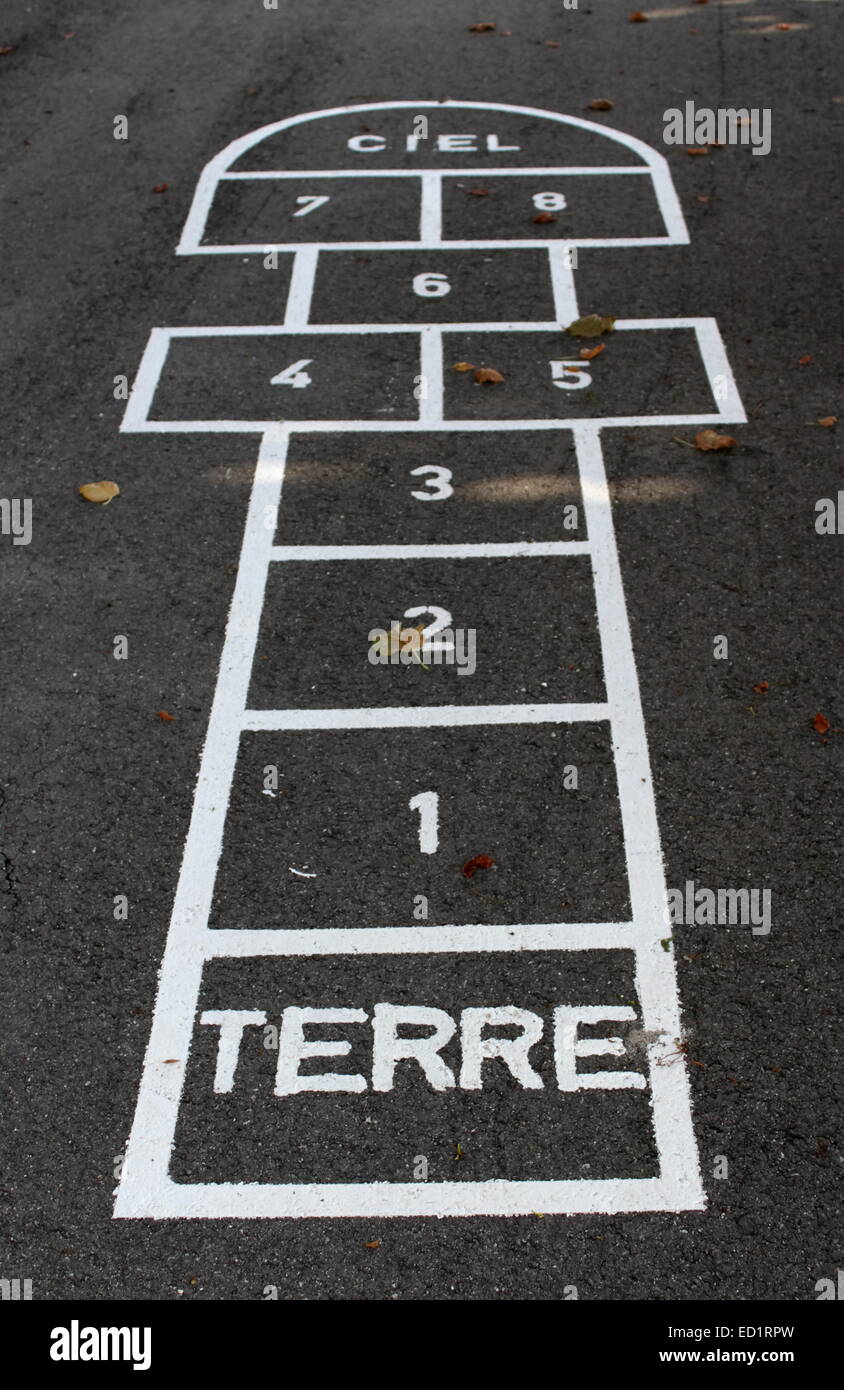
[629,11,648,21]
[753,681,769,695]
[78,480,120,503]
[473,367,504,384]
[152,182,169,194]
[697,195,710,203]
[156,710,175,722]
[776,22,792,30]
[579,344,606,360]
[468,187,489,197]
[544,41,560,47]
[694,429,735,451]
[364,1240,381,1249]
[798,355,812,366]
[686,146,710,156]
[817,416,838,427]
[566,313,616,338]
[588,99,614,111]
[0,45,16,55]
[462,853,496,878]
[163,1059,179,1064]
[468,22,496,31]
[533,211,556,223]
[452,361,475,372]
[812,712,831,735]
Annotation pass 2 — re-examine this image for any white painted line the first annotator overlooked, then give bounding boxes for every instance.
[205,923,635,957]
[419,326,443,424]
[548,243,579,324]
[116,1176,702,1220]
[241,703,610,732]
[268,541,591,560]
[218,166,654,180]
[574,421,703,1211]
[283,245,318,328]
[186,238,681,255]
[419,171,442,242]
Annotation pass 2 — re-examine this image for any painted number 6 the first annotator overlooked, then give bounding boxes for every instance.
[413,272,451,298]
[409,465,454,501]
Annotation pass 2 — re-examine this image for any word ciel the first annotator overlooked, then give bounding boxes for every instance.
[199,1003,646,1094]
[348,131,522,154]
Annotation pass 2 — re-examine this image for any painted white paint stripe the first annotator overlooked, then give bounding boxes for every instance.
[126,414,738,435]
[268,541,591,561]
[114,430,290,1200]
[241,703,610,732]
[548,242,579,324]
[283,245,318,328]
[205,922,634,958]
[116,1176,704,1220]
[219,166,654,180]
[419,171,442,242]
[419,326,443,424]
[573,421,704,1209]
[189,238,683,254]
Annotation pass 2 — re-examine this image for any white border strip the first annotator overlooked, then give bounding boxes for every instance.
[268,541,591,560]
[241,703,609,732]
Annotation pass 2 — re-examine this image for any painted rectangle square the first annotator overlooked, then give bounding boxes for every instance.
[202,176,423,245]
[441,172,664,241]
[443,326,715,420]
[309,249,556,323]
[147,332,420,422]
[275,430,585,545]
[170,949,657,1185]
[208,724,629,932]
[247,556,604,708]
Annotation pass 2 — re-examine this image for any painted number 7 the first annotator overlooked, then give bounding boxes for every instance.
[293,195,330,217]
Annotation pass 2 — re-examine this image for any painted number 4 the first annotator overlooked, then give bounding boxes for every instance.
[270,358,312,388]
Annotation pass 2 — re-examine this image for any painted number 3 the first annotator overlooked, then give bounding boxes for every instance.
[409,465,453,501]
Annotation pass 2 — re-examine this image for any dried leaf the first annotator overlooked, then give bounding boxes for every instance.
[686,146,710,156]
[0,45,16,56]
[776,22,792,30]
[156,710,175,722]
[462,853,496,878]
[468,22,495,31]
[753,681,769,694]
[452,361,475,371]
[798,355,812,366]
[812,712,831,735]
[697,195,710,203]
[629,11,648,21]
[817,416,838,428]
[579,344,606,360]
[152,182,169,193]
[544,41,560,47]
[468,187,489,196]
[78,480,120,503]
[473,367,504,383]
[364,1240,381,1249]
[694,429,735,451]
[533,211,556,223]
[588,99,614,111]
[566,313,616,338]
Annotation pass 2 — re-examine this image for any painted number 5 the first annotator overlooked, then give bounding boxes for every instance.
[409,465,453,501]
[549,359,591,390]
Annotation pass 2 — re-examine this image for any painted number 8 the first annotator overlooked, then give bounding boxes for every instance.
[532,192,567,211]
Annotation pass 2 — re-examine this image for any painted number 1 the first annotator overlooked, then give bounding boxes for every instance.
[409,791,439,854]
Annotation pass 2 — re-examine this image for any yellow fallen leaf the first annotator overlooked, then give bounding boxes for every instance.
[817,416,838,428]
[580,344,606,360]
[566,314,616,338]
[474,367,505,383]
[452,361,475,371]
[79,480,120,504]
[694,429,735,451]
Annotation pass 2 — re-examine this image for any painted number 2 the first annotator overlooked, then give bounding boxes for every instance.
[409,791,439,854]
[409,465,453,501]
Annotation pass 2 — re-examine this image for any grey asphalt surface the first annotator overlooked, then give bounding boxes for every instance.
[1,0,842,1301]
